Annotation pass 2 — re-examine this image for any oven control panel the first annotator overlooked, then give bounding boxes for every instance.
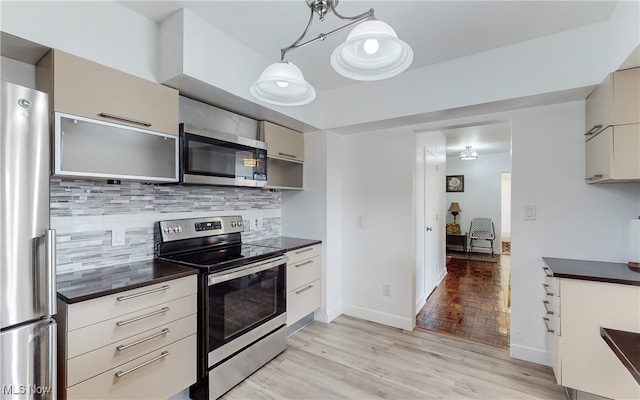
[157,216,244,242]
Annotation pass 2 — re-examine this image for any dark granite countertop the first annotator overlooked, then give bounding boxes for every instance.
[57,259,198,304]
[248,236,322,252]
[600,327,640,385]
[543,257,640,286]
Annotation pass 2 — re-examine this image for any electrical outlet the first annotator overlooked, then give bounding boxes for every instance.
[383,284,391,297]
[111,228,125,246]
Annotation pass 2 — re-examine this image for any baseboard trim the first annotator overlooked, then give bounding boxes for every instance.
[510,343,551,366]
[342,304,414,330]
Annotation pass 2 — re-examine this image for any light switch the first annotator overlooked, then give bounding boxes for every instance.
[525,205,536,221]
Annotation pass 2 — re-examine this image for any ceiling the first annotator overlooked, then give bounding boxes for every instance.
[118,0,618,92]
[115,1,620,156]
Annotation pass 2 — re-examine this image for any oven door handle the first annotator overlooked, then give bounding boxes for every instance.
[208,255,288,285]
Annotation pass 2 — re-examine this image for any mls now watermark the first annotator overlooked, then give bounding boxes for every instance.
[2,385,52,395]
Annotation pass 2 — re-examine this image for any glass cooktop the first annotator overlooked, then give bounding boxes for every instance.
[160,243,284,274]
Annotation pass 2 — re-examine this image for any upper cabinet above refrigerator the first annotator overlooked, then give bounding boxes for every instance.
[36,49,179,135]
[35,49,180,183]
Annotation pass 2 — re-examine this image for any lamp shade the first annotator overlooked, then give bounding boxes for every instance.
[448,202,462,213]
[250,61,316,106]
[330,20,413,81]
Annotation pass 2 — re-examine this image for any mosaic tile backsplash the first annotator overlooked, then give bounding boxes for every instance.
[51,179,281,273]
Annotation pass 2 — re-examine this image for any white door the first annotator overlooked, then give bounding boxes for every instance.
[424,147,441,293]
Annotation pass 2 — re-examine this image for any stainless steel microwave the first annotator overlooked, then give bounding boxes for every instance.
[179,123,267,187]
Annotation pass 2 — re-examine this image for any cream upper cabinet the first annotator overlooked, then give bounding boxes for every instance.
[585,67,640,138]
[259,121,305,189]
[36,49,179,135]
[259,121,304,161]
[585,124,640,183]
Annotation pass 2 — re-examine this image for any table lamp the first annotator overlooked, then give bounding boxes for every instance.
[448,202,461,224]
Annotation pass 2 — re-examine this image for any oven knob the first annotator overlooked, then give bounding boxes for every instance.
[176,226,182,233]
[230,221,236,228]
[236,220,242,226]
[163,227,171,234]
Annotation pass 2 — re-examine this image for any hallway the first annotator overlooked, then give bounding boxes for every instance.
[416,254,511,348]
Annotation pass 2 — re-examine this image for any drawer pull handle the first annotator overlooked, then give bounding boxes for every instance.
[294,260,314,268]
[542,283,554,297]
[295,247,314,255]
[584,174,603,181]
[542,300,554,315]
[115,351,169,378]
[117,285,170,301]
[584,124,602,136]
[542,317,555,334]
[99,112,152,127]
[295,285,314,295]
[117,328,170,351]
[542,266,553,278]
[116,307,170,326]
[278,152,298,159]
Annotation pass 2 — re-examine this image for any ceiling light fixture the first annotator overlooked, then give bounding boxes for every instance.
[250,0,414,106]
[460,146,478,160]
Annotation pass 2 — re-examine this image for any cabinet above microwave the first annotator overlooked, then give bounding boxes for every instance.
[53,113,179,183]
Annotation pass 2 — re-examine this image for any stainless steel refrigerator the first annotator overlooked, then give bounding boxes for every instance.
[1,80,56,399]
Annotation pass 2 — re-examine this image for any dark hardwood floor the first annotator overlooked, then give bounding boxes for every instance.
[416,254,511,348]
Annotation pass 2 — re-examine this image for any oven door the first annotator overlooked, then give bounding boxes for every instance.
[207,256,287,367]
[180,124,267,187]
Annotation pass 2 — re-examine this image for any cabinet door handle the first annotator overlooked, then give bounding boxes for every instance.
[117,328,170,351]
[278,152,298,159]
[294,260,314,268]
[99,112,152,127]
[584,124,602,136]
[542,300,554,315]
[542,266,553,278]
[295,247,314,255]
[116,307,170,326]
[115,351,169,378]
[584,174,603,181]
[117,285,170,301]
[295,285,314,295]
[542,317,555,334]
[542,283,554,297]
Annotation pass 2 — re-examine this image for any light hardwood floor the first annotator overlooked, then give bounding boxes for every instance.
[222,315,565,399]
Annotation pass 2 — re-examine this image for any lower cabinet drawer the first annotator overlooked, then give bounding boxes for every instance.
[67,294,196,359]
[287,279,320,326]
[66,314,196,387]
[287,255,320,290]
[66,334,197,400]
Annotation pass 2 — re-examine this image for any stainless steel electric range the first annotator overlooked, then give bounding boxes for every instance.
[155,216,287,399]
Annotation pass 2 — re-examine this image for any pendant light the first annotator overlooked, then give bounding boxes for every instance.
[460,146,478,160]
[250,0,413,106]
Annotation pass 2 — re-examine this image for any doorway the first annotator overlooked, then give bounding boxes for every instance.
[415,121,512,349]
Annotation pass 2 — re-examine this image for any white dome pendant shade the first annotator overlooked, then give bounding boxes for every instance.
[250,61,316,106]
[331,20,413,81]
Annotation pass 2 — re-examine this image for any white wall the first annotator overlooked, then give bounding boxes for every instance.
[501,173,512,240]
[340,129,416,330]
[1,1,160,82]
[1,56,35,88]
[446,152,512,253]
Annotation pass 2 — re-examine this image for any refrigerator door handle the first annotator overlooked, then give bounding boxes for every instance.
[45,229,57,316]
